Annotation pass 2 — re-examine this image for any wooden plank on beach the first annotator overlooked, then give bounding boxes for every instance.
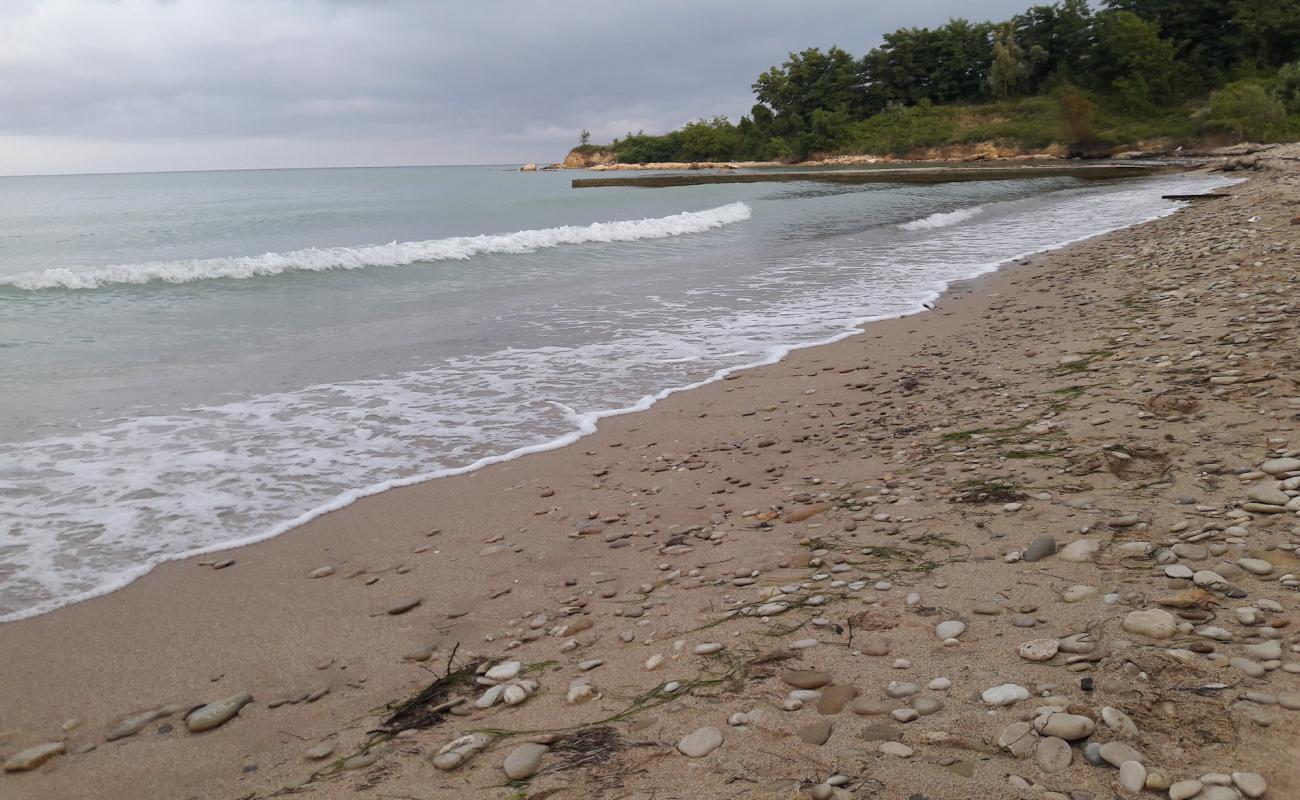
[571,163,1174,189]
[1161,193,1231,200]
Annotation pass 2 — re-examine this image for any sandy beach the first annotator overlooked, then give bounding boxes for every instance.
[3,146,1299,800]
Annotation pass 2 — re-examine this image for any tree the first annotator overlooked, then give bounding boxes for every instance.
[860,19,995,110]
[1013,0,1095,91]
[1103,0,1242,84]
[752,46,865,134]
[579,129,591,146]
[1091,10,1180,107]
[1232,1,1300,70]
[1276,62,1300,113]
[988,23,1030,98]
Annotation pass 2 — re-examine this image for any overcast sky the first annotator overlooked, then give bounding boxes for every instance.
[0,0,1031,175]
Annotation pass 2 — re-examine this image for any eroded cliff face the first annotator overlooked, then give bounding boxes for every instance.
[562,148,617,168]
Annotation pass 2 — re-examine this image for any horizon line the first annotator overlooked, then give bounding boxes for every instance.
[0,161,539,179]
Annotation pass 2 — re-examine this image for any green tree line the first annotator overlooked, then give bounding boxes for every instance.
[600,0,1300,163]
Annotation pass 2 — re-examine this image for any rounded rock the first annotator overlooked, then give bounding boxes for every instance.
[1035,736,1072,774]
[185,693,253,733]
[1120,761,1147,794]
[1034,712,1095,741]
[935,620,966,640]
[1123,608,1177,640]
[982,683,1030,706]
[1018,638,1060,662]
[677,726,723,758]
[503,743,549,780]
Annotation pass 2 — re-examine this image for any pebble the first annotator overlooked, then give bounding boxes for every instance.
[1168,779,1203,800]
[1059,539,1100,562]
[935,620,966,639]
[798,720,833,745]
[1034,712,1095,741]
[1036,736,1072,773]
[486,661,522,682]
[1023,535,1057,562]
[816,685,857,715]
[886,681,918,698]
[1120,761,1147,794]
[1236,558,1273,576]
[911,696,944,716]
[878,741,913,758]
[433,732,492,771]
[692,643,723,655]
[1247,485,1290,506]
[304,742,335,760]
[1063,584,1097,603]
[1260,457,1300,474]
[1019,638,1059,661]
[982,683,1030,706]
[851,698,892,716]
[1231,771,1267,798]
[1101,706,1138,735]
[1123,608,1177,639]
[386,597,422,615]
[502,742,549,780]
[677,726,723,758]
[1230,657,1265,677]
[2,742,65,772]
[998,721,1038,757]
[106,707,170,742]
[340,753,378,771]
[1099,741,1143,767]
[185,693,253,732]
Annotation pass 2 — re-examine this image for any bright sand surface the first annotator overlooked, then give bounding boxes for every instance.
[2,146,1298,800]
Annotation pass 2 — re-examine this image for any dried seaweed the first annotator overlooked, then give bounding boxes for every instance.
[541,727,626,774]
[373,647,482,734]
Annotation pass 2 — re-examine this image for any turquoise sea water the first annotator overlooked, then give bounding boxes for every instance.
[0,164,1233,620]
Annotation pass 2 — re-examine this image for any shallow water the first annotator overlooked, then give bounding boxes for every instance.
[0,165,1235,620]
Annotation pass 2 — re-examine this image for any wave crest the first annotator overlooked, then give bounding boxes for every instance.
[898,205,983,231]
[3,202,753,291]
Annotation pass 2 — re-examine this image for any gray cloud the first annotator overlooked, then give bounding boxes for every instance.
[0,0,1031,174]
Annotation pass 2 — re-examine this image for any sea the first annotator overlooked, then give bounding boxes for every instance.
[0,164,1235,621]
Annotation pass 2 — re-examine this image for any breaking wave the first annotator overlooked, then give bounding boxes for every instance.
[898,205,983,231]
[1,202,753,290]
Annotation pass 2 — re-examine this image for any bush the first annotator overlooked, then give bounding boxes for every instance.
[612,131,685,163]
[846,104,962,156]
[1204,81,1288,140]
[1276,61,1300,113]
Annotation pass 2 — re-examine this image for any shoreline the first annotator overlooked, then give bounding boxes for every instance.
[2,149,1298,799]
[0,174,1225,627]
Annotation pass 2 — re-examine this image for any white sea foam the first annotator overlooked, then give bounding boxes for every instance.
[0,174,1242,622]
[898,205,984,230]
[0,202,753,290]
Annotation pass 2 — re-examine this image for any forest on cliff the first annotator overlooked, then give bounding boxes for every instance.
[583,0,1300,162]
